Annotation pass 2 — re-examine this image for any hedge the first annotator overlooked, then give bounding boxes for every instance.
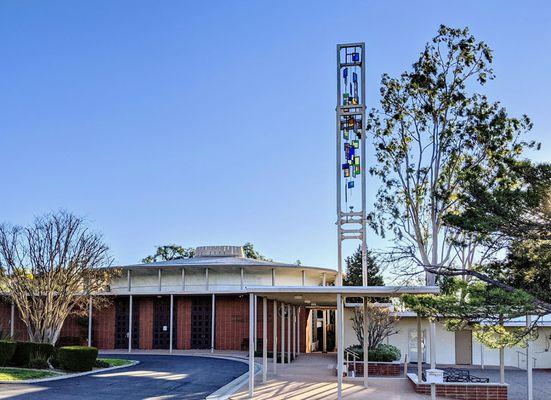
[11,342,54,367]
[346,344,401,362]
[57,346,98,372]
[0,340,17,366]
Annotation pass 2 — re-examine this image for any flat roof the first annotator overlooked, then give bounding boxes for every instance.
[245,285,440,307]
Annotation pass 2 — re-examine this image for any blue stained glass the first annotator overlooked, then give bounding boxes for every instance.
[349,147,355,158]
[347,181,354,189]
[343,68,348,79]
[352,52,359,61]
[341,163,349,170]
[352,72,357,82]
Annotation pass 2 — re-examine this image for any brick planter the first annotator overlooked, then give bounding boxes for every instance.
[407,373,508,400]
[339,362,401,377]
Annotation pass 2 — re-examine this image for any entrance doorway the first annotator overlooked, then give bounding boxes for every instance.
[191,296,212,349]
[114,297,139,349]
[153,297,175,349]
[455,330,472,364]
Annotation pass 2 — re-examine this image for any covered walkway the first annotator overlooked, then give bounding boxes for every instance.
[231,353,426,399]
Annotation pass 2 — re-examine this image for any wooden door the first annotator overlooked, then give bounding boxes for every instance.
[455,330,472,365]
[153,297,175,349]
[191,297,212,349]
[114,297,139,349]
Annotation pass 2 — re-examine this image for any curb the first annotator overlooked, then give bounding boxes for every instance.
[0,360,139,384]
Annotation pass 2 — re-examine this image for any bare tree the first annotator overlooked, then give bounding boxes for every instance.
[351,304,399,350]
[0,211,113,344]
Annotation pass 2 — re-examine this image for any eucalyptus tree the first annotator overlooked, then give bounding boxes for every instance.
[368,25,535,284]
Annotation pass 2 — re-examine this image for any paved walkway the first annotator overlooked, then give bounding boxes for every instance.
[0,354,247,400]
[231,353,426,399]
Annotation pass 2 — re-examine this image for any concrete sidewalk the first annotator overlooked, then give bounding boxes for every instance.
[231,353,427,399]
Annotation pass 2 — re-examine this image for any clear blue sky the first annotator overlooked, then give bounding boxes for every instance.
[1,1,549,270]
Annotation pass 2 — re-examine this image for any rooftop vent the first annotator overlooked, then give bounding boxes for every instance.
[195,246,244,258]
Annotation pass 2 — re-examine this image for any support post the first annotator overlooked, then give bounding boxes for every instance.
[417,316,422,381]
[281,303,285,364]
[240,268,244,290]
[10,301,15,339]
[527,314,533,400]
[128,295,133,353]
[297,307,301,356]
[248,293,255,398]
[481,343,485,369]
[158,268,162,291]
[211,293,215,353]
[262,297,268,383]
[88,296,93,347]
[337,293,343,400]
[169,294,174,354]
[292,306,296,358]
[273,300,277,372]
[205,268,209,291]
[287,304,291,363]
[271,268,275,286]
[322,310,327,353]
[363,297,369,388]
[181,268,185,291]
[301,270,305,286]
[127,269,131,292]
[430,322,436,400]
[254,295,257,351]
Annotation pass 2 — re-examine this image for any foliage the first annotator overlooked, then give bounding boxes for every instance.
[0,341,16,367]
[346,344,401,362]
[142,245,195,263]
[0,367,59,381]
[350,304,399,350]
[94,358,110,368]
[57,346,98,372]
[402,278,538,348]
[343,246,384,286]
[95,358,132,367]
[242,242,271,260]
[11,342,54,367]
[367,25,536,284]
[0,211,113,344]
[28,352,49,369]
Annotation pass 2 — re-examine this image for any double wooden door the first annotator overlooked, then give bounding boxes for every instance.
[191,297,212,349]
[153,297,176,349]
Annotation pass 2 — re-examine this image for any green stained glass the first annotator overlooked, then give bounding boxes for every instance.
[353,140,359,149]
[354,156,360,166]
[355,165,360,175]
[343,131,349,140]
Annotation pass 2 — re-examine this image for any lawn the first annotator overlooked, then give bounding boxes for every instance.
[97,358,133,367]
[0,368,61,381]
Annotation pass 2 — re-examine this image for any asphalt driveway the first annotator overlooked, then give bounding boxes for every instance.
[0,354,248,400]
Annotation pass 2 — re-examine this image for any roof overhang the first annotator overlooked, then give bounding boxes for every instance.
[245,285,440,307]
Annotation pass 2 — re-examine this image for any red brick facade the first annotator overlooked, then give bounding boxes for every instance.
[409,376,508,400]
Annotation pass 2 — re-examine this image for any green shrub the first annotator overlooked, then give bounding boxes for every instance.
[346,344,401,362]
[57,346,98,372]
[0,340,17,366]
[28,351,49,369]
[11,342,54,367]
[94,359,110,368]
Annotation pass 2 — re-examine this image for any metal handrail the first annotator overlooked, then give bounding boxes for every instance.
[344,348,361,376]
[516,350,537,369]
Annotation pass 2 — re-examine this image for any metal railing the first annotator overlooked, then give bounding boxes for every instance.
[344,348,361,376]
[517,350,537,369]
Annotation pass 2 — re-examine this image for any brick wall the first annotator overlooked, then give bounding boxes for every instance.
[139,297,153,350]
[348,362,401,376]
[0,299,28,341]
[408,375,508,400]
[92,299,115,349]
[216,295,249,350]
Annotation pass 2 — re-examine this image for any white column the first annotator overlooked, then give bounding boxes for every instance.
[262,297,268,383]
[271,269,275,286]
[296,307,301,357]
[10,301,15,338]
[363,297,369,388]
[127,269,131,291]
[481,343,485,369]
[254,295,257,351]
[337,293,343,400]
[527,315,533,400]
[248,293,255,398]
[430,322,436,400]
[181,268,186,291]
[322,272,327,286]
[158,268,162,291]
[417,316,423,381]
[322,310,327,353]
[287,304,291,363]
[292,306,296,358]
[88,296,93,347]
[169,294,174,354]
[281,303,285,364]
[273,300,278,372]
[128,295,133,353]
[240,268,244,290]
[500,346,505,384]
[205,268,209,291]
[301,270,305,286]
[211,293,215,353]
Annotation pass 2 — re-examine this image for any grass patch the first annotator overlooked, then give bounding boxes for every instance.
[0,367,60,381]
[97,358,133,367]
